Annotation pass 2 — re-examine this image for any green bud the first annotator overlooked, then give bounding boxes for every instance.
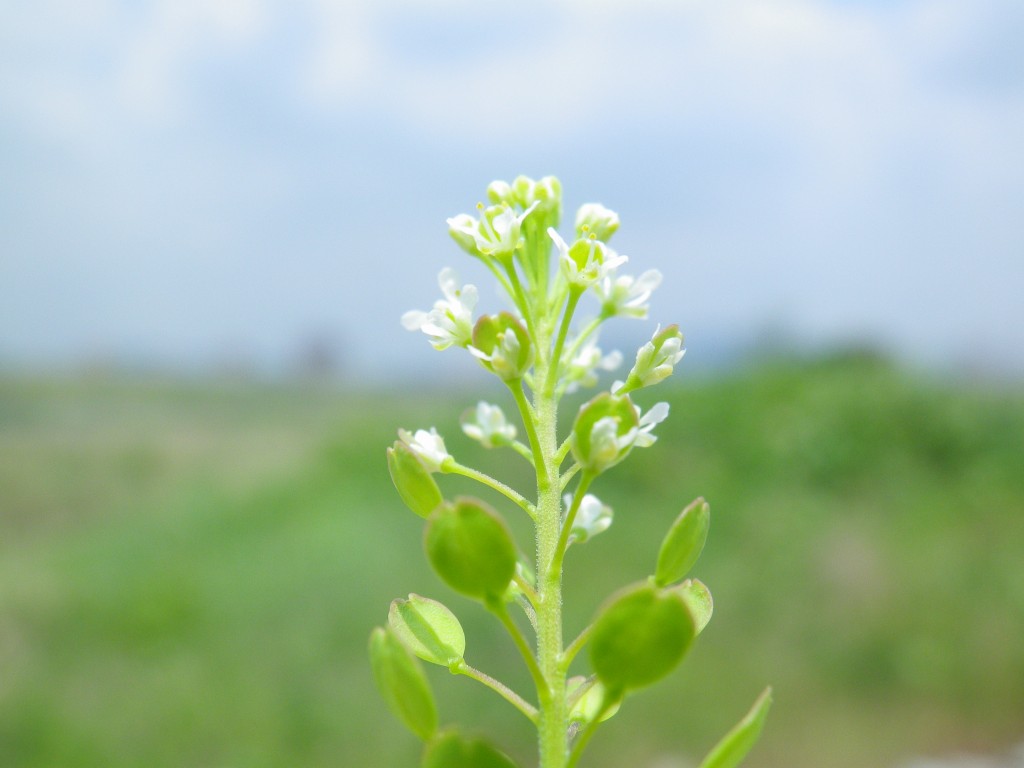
[589,583,695,694]
[575,202,620,242]
[471,312,533,381]
[368,627,438,741]
[424,498,517,602]
[674,578,713,635]
[422,730,520,768]
[570,392,639,473]
[486,180,515,206]
[387,441,444,519]
[388,594,466,668]
[617,324,685,394]
[654,497,710,587]
[697,687,773,768]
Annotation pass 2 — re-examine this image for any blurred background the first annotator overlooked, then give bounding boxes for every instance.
[1,1,1022,766]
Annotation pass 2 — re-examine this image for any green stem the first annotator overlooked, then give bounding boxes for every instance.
[453,661,538,723]
[510,440,536,465]
[510,383,548,488]
[534,370,568,767]
[559,315,604,372]
[549,473,594,578]
[545,287,583,397]
[447,461,536,519]
[560,623,594,671]
[506,261,537,339]
[489,600,549,704]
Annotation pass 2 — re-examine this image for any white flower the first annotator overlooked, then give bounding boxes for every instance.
[563,492,613,543]
[595,269,662,319]
[461,402,517,448]
[589,416,639,469]
[549,228,628,288]
[447,202,538,261]
[633,402,670,448]
[397,427,451,473]
[401,268,478,350]
[564,336,622,393]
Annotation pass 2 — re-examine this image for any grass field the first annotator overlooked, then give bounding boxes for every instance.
[1,354,1022,768]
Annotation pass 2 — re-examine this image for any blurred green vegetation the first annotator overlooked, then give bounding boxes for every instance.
[1,355,1022,768]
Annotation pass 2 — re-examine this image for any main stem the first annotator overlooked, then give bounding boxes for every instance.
[534,339,567,767]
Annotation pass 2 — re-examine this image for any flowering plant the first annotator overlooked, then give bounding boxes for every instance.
[371,175,770,768]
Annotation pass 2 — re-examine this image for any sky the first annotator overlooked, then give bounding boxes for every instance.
[2,0,1023,380]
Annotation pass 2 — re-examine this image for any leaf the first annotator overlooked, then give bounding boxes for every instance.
[388,594,466,667]
[421,729,520,768]
[698,687,773,768]
[388,441,444,518]
[368,627,438,741]
[589,583,695,694]
[654,497,710,587]
[675,578,713,635]
[424,498,517,601]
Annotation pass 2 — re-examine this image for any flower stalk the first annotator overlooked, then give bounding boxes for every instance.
[371,175,770,768]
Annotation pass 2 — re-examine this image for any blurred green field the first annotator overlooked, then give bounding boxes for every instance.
[1,355,1022,768]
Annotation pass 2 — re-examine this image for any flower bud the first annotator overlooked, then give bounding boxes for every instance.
[575,202,620,242]
[570,393,639,473]
[470,312,533,381]
[486,179,515,206]
[616,324,685,394]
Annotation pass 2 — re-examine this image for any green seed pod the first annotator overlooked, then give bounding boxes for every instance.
[570,392,639,473]
[387,441,444,519]
[422,729,519,768]
[654,497,710,587]
[471,313,533,381]
[424,498,517,602]
[568,677,620,726]
[697,687,773,768]
[368,627,438,741]
[674,578,713,636]
[589,583,695,694]
[388,594,466,668]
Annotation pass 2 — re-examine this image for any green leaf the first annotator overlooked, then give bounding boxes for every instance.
[388,594,466,667]
[424,498,517,601]
[675,578,713,635]
[368,627,438,741]
[388,441,443,518]
[589,583,695,694]
[654,497,710,587]
[422,729,519,768]
[698,687,773,768]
